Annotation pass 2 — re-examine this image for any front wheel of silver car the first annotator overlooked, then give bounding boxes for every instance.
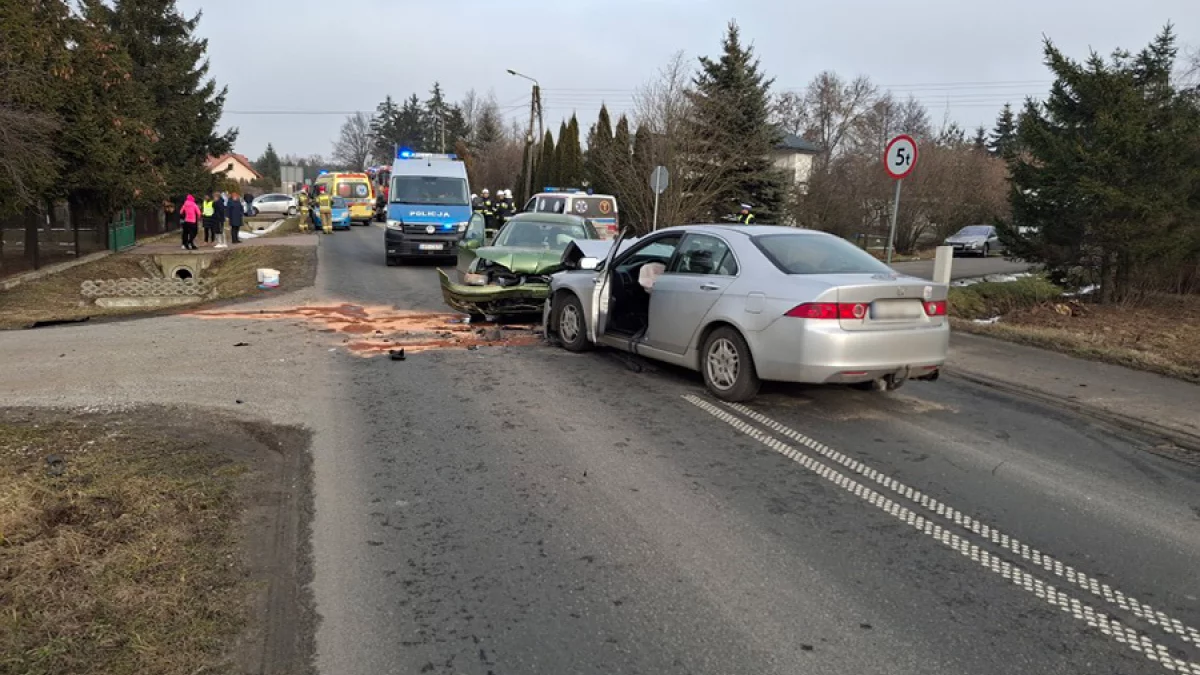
[556,294,591,352]
[701,326,760,402]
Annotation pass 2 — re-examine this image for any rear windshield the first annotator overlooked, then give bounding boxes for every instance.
[568,196,617,219]
[955,225,992,236]
[337,181,372,199]
[332,197,347,208]
[391,176,469,206]
[754,234,893,275]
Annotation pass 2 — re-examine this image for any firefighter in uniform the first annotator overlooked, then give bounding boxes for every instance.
[317,186,333,234]
[737,203,756,225]
[297,189,310,233]
[479,188,496,234]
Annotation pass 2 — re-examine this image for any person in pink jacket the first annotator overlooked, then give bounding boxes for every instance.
[179,194,202,250]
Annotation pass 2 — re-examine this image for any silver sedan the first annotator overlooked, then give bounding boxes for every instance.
[543,225,949,402]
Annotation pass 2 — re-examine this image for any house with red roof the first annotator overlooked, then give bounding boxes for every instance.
[205,153,262,184]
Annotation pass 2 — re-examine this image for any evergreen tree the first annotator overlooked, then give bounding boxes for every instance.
[58,2,157,213]
[585,104,614,192]
[688,20,786,222]
[473,101,503,150]
[555,115,584,186]
[1005,26,1200,303]
[532,130,555,193]
[612,115,632,165]
[988,103,1018,158]
[632,124,654,176]
[972,125,988,152]
[370,96,400,162]
[551,120,570,187]
[255,143,282,184]
[396,94,424,149]
[106,0,234,200]
[0,0,71,214]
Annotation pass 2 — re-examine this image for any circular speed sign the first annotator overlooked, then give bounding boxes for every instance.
[883,134,918,179]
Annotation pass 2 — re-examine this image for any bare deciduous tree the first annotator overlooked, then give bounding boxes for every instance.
[590,52,737,233]
[332,112,372,171]
[803,71,878,167]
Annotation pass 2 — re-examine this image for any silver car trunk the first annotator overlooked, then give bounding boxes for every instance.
[835,275,938,332]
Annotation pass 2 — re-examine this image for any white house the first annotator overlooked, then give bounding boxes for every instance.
[205,153,262,184]
[771,133,821,191]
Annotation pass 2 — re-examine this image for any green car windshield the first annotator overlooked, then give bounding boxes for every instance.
[494,221,592,251]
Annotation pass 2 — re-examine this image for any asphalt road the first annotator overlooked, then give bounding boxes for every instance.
[891,255,1032,280]
[1,225,1196,675]
[308,225,1199,675]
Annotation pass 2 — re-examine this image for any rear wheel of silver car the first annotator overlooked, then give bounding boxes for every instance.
[702,327,760,402]
[556,294,591,352]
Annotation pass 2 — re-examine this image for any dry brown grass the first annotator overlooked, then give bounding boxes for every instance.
[0,416,247,675]
[0,246,316,330]
[952,292,1200,383]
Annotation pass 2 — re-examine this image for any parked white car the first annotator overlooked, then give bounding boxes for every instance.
[249,193,298,217]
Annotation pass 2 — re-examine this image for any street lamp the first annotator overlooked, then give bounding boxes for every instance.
[508,69,542,201]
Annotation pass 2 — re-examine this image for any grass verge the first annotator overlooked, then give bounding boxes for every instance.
[0,246,316,330]
[0,411,247,675]
[259,215,302,238]
[948,276,1063,320]
[948,278,1200,384]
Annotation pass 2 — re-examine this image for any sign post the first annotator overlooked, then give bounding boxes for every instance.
[649,165,669,231]
[882,134,918,264]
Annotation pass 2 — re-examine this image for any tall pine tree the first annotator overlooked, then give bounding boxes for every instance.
[988,103,1018,158]
[1006,26,1200,302]
[612,115,632,166]
[370,96,400,162]
[585,104,614,192]
[396,94,424,149]
[556,115,584,186]
[255,143,282,184]
[551,120,570,187]
[532,130,555,193]
[972,125,988,152]
[688,21,785,222]
[106,0,234,199]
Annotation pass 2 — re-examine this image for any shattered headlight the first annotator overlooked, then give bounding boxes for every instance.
[463,273,488,286]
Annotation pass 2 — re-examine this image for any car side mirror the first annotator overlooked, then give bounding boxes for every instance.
[578,257,600,271]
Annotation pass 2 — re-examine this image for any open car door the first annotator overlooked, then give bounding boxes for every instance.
[589,229,628,343]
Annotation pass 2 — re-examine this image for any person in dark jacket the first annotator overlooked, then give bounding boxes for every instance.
[227,191,245,243]
[211,191,227,248]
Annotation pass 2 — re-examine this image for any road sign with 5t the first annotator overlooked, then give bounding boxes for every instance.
[883,134,918,179]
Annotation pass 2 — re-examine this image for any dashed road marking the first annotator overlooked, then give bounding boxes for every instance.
[717,399,1200,650]
[683,395,1200,675]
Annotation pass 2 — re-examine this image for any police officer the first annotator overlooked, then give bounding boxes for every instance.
[737,203,755,225]
[317,185,333,234]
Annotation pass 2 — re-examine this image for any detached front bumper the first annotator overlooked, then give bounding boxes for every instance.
[437,268,549,316]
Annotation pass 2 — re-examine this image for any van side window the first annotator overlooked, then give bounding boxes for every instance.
[537,197,566,214]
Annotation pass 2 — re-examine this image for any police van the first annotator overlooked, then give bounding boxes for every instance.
[384,149,472,266]
[523,188,619,239]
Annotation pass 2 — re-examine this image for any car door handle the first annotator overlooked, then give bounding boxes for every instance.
[700,283,722,291]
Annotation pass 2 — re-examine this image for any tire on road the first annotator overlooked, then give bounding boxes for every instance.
[701,326,760,402]
[555,293,591,352]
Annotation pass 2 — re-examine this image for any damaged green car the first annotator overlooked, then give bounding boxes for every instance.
[438,212,602,318]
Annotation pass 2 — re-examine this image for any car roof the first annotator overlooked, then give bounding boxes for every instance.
[508,212,589,225]
[651,224,835,238]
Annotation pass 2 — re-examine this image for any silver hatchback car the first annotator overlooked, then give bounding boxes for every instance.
[543,225,949,402]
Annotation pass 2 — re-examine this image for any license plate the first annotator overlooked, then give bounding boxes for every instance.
[871,300,923,320]
[418,243,443,251]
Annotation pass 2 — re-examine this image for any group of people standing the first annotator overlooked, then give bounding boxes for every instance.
[176,191,247,250]
[472,188,516,233]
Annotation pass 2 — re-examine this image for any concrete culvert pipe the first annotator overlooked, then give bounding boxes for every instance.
[173,267,194,280]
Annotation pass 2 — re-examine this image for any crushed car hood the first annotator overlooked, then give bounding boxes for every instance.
[475,247,567,275]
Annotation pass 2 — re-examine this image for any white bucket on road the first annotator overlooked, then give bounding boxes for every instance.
[256,268,280,287]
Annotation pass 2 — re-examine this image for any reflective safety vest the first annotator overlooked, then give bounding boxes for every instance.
[738,213,755,225]
[202,200,215,217]
[318,193,332,210]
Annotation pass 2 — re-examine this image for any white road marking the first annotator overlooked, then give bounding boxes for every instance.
[717,399,1200,650]
[683,395,1200,675]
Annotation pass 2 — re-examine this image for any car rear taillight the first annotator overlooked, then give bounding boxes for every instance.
[924,300,948,316]
[785,302,868,320]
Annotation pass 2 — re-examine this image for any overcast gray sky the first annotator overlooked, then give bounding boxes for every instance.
[179,0,1198,162]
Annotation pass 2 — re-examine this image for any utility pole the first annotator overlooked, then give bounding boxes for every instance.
[508,69,541,203]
